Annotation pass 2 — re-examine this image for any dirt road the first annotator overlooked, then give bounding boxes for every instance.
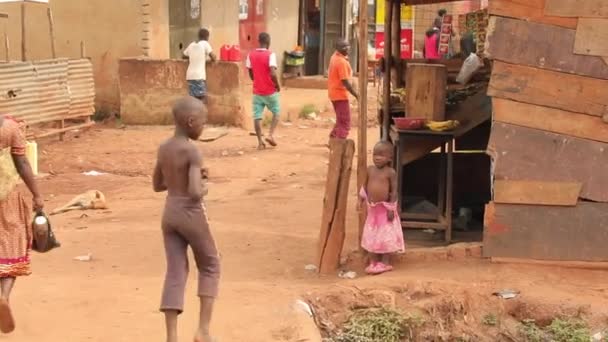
[7,89,608,341]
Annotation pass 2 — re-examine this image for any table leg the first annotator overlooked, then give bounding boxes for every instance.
[438,141,446,216]
[395,137,403,216]
[445,139,454,243]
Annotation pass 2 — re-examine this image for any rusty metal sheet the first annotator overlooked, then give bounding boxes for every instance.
[0,58,93,126]
[489,123,608,202]
[484,202,608,262]
[67,59,95,118]
[0,59,69,124]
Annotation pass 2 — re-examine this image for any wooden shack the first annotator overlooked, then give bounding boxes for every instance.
[483,0,608,262]
[374,0,608,262]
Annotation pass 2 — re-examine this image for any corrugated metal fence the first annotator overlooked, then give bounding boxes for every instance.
[0,58,95,125]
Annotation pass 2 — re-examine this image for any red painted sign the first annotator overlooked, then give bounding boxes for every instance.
[375,29,413,60]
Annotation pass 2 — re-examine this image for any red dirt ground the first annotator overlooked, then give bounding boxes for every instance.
[6,88,608,341]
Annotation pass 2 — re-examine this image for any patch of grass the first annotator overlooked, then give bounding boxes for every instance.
[299,104,319,119]
[482,313,498,327]
[328,308,416,342]
[261,113,275,127]
[547,318,590,342]
[519,317,591,342]
[519,319,545,342]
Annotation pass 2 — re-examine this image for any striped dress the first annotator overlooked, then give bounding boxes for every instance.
[0,117,32,277]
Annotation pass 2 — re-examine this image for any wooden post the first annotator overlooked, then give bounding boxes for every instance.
[357,0,368,247]
[20,1,26,61]
[381,0,393,139]
[4,31,8,62]
[317,139,356,274]
[80,41,86,58]
[47,8,56,59]
[392,0,402,87]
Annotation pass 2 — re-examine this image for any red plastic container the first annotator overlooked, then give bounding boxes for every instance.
[220,45,231,61]
[228,45,241,61]
[393,117,427,130]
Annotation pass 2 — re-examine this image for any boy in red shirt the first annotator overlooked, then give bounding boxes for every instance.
[246,32,281,149]
[328,38,358,139]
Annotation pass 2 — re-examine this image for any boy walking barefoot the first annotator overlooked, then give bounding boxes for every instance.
[153,97,220,342]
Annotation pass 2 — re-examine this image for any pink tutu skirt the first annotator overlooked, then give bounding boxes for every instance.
[360,188,405,254]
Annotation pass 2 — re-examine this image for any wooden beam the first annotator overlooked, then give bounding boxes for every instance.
[4,31,8,62]
[484,202,608,262]
[544,0,608,18]
[317,139,355,274]
[489,0,577,29]
[47,8,56,59]
[357,0,368,248]
[493,98,608,143]
[488,61,608,117]
[490,123,608,202]
[20,1,25,61]
[381,0,393,139]
[574,19,608,57]
[486,16,608,79]
[493,180,582,206]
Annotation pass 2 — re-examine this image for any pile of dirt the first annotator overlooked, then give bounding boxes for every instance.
[305,282,608,341]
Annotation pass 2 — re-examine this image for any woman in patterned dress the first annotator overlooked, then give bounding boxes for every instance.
[0,115,43,333]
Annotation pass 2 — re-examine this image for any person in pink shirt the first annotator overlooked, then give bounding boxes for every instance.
[424,28,440,60]
[246,32,281,150]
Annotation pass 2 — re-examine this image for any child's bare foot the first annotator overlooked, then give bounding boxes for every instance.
[265,136,277,147]
[0,298,15,333]
[257,143,266,150]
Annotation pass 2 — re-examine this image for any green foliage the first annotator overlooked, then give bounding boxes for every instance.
[547,318,590,342]
[299,104,318,119]
[519,319,545,342]
[328,308,423,342]
[482,313,498,327]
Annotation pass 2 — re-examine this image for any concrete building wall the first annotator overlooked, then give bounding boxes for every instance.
[119,59,245,126]
[266,0,300,78]
[145,0,171,59]
[201,0,239,46]
[0,1,143,114]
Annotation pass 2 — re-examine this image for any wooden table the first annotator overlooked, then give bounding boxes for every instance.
[389,125,455,243]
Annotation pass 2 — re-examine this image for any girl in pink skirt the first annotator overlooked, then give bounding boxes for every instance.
[358,141,405,275]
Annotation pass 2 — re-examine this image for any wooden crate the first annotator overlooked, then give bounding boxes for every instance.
[405,63,447,121]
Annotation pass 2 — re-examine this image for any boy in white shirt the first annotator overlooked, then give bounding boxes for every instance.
[183,28,217,103]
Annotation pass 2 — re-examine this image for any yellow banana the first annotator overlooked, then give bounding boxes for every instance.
[426,120,460,131]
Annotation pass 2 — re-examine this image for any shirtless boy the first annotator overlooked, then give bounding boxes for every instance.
[153,97,220,342]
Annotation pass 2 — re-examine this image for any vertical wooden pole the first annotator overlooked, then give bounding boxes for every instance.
[357,0,368,247]
[47,7,56,59]
[80,41,86,58]
[381,0,393,139]
[20,2,26,61]
[4,30,9,62]
[392,0,402,87]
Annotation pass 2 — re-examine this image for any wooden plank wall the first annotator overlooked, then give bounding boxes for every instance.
[485,0,608,262]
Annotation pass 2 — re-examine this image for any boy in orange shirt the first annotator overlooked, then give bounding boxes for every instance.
[327,38,358,139]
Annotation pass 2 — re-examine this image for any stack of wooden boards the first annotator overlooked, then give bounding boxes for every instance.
[484,0,608,262]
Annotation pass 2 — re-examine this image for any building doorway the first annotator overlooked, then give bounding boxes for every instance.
[299,0,345,76]
[239,0,267,67]
[169,0,201,59]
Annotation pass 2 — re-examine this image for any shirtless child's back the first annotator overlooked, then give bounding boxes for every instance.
[153,97,219,342]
